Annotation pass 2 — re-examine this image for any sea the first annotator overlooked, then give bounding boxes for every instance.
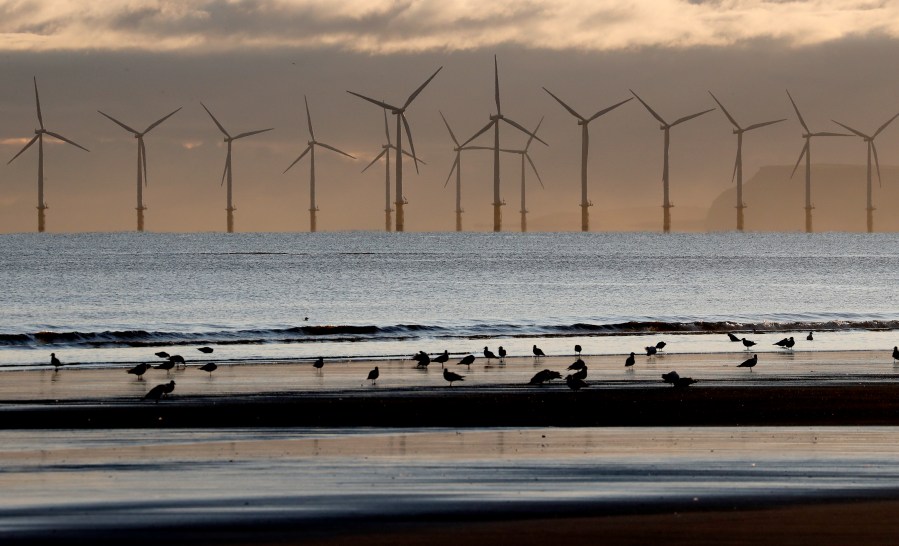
[1,231,898,369]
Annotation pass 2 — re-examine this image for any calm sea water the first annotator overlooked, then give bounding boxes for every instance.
[1,232,898,367]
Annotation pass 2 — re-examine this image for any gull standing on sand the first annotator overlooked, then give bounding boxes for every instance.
[127,362,152,379]
[568,358,586,371]
[313,357,324,370]
[645,346,657,356]
[625,352,636,367]
[774,337,795,350]
[572,366,587,381]
[498,346,507,362]
[415,352,431,368]
[727,333,740,342]
[807,332,814,341]
[168,354,186,368]
[662,371,680,384]
[458,354,475,368]
[483,347,498,363]
[529,369,562,385]
[893,347,899,362]
[433,350,450,367]
[199,362,218,376]
[154,359,175,372]
[50,353,63,369]
[533,345,546,358]
[741,338,756,350]
[673,376,697,388]
[144,380,175,403]
[739,354,758,371]
[367,366,379,385]
[574,344,582,357]
[655,341,667,352]
[565,375,587,391]
[443,368,465,386]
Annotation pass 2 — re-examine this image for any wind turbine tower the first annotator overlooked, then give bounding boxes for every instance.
[98,107,182,231]
[201,103,273,233]
[8,77,89,232]
[785,90,849,233]
[283,96,355,232]
[439,111,478,232]
[630,90,714,233]
[543,88,631,231]
[832,112,899,233]
[708,92,785,231]
[461,56,548,232]
[348,67,442,232]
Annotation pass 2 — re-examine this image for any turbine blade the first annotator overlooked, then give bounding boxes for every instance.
[629,89,667,126]
[785,89,809,133]
[140,138,149,187]
[503,117,549,146]
[460,120,495,147]
[831,120,867,139]
[316,141,355,159]
[790,141,808,179]
[463,146,494,151]
[745,118,787,131]
[439,111,459,146]
[7,134,39,164]
[97,110,138,134]
[234,128,273,139]
[304,95,315,139]
[221,147,231,186]
[401,149,425,165]
[708,91,740,129]
[201,103,230,138]
[526,153,544,189]
[586,97,633,122]
[45,131,89,152]
[494,55,501,116]
[347,91,398,111]
[144,107,182,134]
[672,108,715,127]
[383,108,391,145]
[403,66,443,109]
[543,87,584,121]
[811,132,851,137]
[362,149,387,173]
[283,145,311,174]
[874,112,899,138]
[33,77,44,130]
[872,142,883,187]
[731,152,738,183]
[401,114,420,174]
[444,155,459,188]
[524,117,544,151]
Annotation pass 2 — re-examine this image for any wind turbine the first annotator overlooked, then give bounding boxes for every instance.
[8,77,89,233]
[439,111,480,232]
[543,88,632,231]
[708,92,786,232]
[201,103,273,233]
[361,109,424,232]
[347,66,442,232]
[630,90,714,233]
[785,90,849,233]
[283,96,355,232]
[832,112,899,233]
[461,56,548,232]
[97,107,182,232]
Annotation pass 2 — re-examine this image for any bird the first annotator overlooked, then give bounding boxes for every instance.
[625,352,636,367]
[572,366,587,381]
[443,368,464,386]
[533,345,545,358]
[741,338,756,350]
[50,353,63,369]
[144,380,175,403]
[313,357,324,370]
[412,351,428,363]
[565,374,587,391]
[655,341,667,351]
[498,346,507,362]
[415,352,431,368]
[738,354,758,371]
[154,351,170,358]
[529,369,562,385]
[893,346,899,362]
[774,337,795,349]
[483,347,497,363]
[661,371,680,384]
[673,377,698,389]
[785,337,795,350]
[197,347,214,354]
[574,344,582,356]
[127,362,152,379]
[367,366,379,385]
[433,350,450,366]
[168,354,186,367]
[568,358,586,371]
[199,362,218,376]
[458,354,475,368]
[154,359,175,371]
[645,346,657,356]
[727,333,740,342]
[807,332,814,341]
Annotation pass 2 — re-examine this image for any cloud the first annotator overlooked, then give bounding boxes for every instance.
[0,0,896,53]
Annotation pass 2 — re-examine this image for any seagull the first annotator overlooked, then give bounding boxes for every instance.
[154,351,170,358]
[415,352,431,368]
[483,347,498,363]
[673,377,697,389]
[741,338,756,350]
[313,357,324,370]
[567,358,586,371]
[412,351,429,363]
[458,354,476,368]
[565,374,587,391]
[498,346,507,362]
[154,359,175,371]
[645,346,657,356]
[529,369,562,385]
[197,347,214,354]
[785,337,795,350]
[443,368,465,386]
[893,346,899,362]
[169,354,186,367]
[574,344,582,356]
[655,341,667,351]
[774,337,794,349]
[661,371,680,384]
[367,366,379,385]
[144,380,175,403]
[127,362,152,379]
[199,362,218,376]
[50,353,63,369]
[533,345,545,358]
[433,350,450,366]
[572,366,587,381]
[807,332,814,341]
[738,354,758,371]
[727,333,740,342]
[625,352,636,367]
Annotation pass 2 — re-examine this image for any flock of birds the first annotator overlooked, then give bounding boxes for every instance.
[44,334,899,403]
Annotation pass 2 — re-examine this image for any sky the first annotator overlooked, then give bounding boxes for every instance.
[1,0,899,232]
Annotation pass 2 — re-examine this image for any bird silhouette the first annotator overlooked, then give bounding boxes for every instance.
[154,359,175,372]
[127,362,152,379]
[50,353,63,369]
[625,352,636,367]
[168,354,186,367]
[443,368,464,386]
[741,338,756,350]
[565,375,587,391]
[412,351,428,363]
[574,344,582,356]
[807,332,814,341]
[313,357,324,370]
[572,366,587,381]
[483,347,498,363]
[199,362,218,376]
[568,358,586,371]
[197,347,214,354]
[661,371,680,384]
[144,380,175,403]
[739,354,758,371]
[367,366,379,385]
[415,353,431,368]
[458,354,475,368]
[529,369,562,385]
[498,346,507,362]
[774,337,795,350]
[155,351,170,358]
[727,333,740,342]
[433,350,450,366]
[655,341,667,351]
[533,345,545,358]
[893,346,899,362]
[645,346,657,356]
[673,377,697,389]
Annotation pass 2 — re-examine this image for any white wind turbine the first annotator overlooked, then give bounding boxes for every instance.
[201,103,273,233]
[708,92,785,232]
[832,112,899,233]
[543,88,631,231]
[785,90,849,233]
[630,90,714,233]
[361,109,424,232]
[8,77,89,233]
[461,56,548,232]
[97,107,182,232]
[348,67,442,232]
[439,111,481,232]
[283,96,356,233]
